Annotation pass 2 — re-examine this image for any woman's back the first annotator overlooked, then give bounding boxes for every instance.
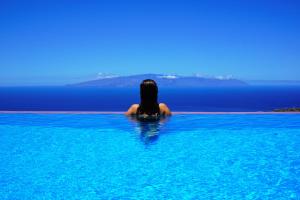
[125,79,171,116]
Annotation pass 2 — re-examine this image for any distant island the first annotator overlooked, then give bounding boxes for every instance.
[70,74,247,88]
[247,80,300,86]
[273,108,300,112]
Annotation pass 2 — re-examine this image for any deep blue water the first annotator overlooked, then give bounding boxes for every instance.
[0,114,300,199]
[0,86,300,111]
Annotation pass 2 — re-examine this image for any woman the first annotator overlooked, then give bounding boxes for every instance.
[125,79,171,117]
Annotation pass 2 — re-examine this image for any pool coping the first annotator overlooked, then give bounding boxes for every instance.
[0,111,300,114]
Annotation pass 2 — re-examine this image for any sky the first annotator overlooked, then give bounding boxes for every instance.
[0,0,299,85]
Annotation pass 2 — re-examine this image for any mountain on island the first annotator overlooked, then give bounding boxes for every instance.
[71,74,247,88]
[246,80,300,86]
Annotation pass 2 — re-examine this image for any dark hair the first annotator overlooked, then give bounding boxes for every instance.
[137,79,160,115]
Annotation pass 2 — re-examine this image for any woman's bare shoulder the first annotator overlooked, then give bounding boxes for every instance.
[125,104,139,115]
[159,103,172,115]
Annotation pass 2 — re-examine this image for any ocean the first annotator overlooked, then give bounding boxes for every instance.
[0,86,299,112]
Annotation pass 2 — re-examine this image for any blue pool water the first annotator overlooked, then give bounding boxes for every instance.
[0,114,300,199]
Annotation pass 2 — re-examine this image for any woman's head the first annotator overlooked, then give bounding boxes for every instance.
[138,79,159,115]
[140,79,158,102]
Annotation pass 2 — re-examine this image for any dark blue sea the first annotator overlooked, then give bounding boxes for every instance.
[0,86,299,111]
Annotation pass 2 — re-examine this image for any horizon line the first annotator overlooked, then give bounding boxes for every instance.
[1,77,300,87]
[0,111,300,114]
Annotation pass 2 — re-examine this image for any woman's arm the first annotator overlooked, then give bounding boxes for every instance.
[159,103,172,115]
[125,104,139,115]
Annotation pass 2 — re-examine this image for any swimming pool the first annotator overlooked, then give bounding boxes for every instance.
[0,114,299,199]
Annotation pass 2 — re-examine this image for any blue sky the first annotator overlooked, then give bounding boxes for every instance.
[0,0,299,85]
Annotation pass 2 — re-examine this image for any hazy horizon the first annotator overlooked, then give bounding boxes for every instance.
[1,72,300,87]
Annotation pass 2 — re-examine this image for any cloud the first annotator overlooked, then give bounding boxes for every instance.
[157,75,178,79]
[215,75,233,80]
[194,73,205,78]
[97,73,119,79]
